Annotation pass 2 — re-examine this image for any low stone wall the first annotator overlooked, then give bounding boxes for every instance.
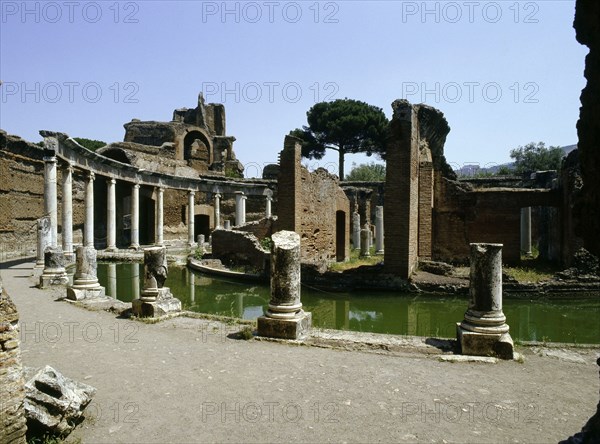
[211,229,269,271]
[0,276,28,443]
[234,217,276,240]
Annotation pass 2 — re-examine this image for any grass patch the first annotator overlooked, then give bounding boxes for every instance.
[328,247,382,272]
[504,262,557,283]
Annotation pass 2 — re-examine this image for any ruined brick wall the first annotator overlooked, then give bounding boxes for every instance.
[211,229,268,270]
[385,101,420,278]
[276,136,349,266]
[0,278,27,443]
[574,1,600,257]
[418,152,434,260]
[276,137,302,233]
[433,174,562,264]
[0,132,85,254]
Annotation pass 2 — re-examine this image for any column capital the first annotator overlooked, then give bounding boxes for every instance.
[64,163,74,174]
[43,155,57,163]
[88,171,95,181]
[108,178,116,185]
[214,193,221,199]
[133,183,140,190]
[188,190,195,196]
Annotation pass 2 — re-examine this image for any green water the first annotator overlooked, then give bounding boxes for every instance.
[97,263,600,344]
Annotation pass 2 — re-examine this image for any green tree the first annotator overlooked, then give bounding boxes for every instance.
[345,162,386,181]
[510,142,564,174]
[496,165,515,176]
[289,99,389,179]
[73,137,106,152]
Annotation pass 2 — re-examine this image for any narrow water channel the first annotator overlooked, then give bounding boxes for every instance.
[96,263,600,344]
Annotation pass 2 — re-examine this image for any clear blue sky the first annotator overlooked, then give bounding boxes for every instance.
[0,1,587,177]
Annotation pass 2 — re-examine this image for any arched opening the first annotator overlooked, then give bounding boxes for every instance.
[336,210,346,262]
[183,130,211,172]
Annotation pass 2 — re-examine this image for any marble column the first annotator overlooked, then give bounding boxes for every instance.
[156,187,164,246]
[235,191,246,226]
[457,243,514,359]
[130,183,140,249]
[43,155,58,247]
[188,191,196,247]
[214,193,221,228]
[352,212,361,250]
[257,230,312,340]
[360,225,371,257]
[375,206,384,254]
[84,172,95,247]
[107,178,117,251]
[520,207,532,256]
[265,195,273,218]
[61,165,73,257]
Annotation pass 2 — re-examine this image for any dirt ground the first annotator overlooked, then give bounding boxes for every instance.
[2,261,599,443]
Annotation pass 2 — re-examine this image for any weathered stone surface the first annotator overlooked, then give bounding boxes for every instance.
[24,365,96,436]
[360,227,370,257]
[132,287,182,318]
[0,278,28,444]
[212,228,269,272]
[418,260,454,276]
[262,163,280,180]
[352,212,361,250]
[556,248,600,281]
[458,243,513,359]
[142,246,168,295]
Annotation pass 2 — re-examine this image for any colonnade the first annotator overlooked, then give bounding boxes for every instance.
[42,155,275,252]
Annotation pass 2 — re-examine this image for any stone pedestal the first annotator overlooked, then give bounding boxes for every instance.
[67,246,105,300]
[457,243,514,359]
[39,248,69,288]
[132,247,181,318]
[258,230,311,340]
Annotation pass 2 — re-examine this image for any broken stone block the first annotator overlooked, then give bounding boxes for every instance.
[25,365,96,436]
[258,230,311,340]
[39,247,68,289]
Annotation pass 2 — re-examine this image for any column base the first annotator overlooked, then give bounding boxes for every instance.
[105,247,118,253]
[130,244,140,251]
[457,323,514,360]
[39,269,69,289]
[375,249,384,255]
[67,286,106,301]
[132,287,182,318]
[257,310,312,340]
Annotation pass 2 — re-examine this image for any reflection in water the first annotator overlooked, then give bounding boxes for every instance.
[96,263,600,344]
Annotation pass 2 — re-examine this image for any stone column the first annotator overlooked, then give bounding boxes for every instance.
[106,178,117,251]
[360,225,371,257]
[132,246,181,317]
[224,220,231,230]
[156,187,164,246]
[107,263,117,298]
[188,269,195,303]
[84,172,95,248]
[43,155,58,248]
[188,191,196,247]
[35,217,51,269]
[235,191,246,226]
[130,183,140,250]
[67,246,105,300]
[61,165,73,257]
[520,207,532,256]
[375,206,384,254]
[352,212,361,250]
[214,193,221,228]
[257,230,312,340]
[265,191,273,218]
[39,247,68,288]
[457,243,513,359]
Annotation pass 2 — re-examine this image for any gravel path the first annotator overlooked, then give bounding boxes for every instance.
[2,261,599,443]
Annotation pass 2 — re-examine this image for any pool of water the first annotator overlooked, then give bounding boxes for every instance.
[96,263,600,344]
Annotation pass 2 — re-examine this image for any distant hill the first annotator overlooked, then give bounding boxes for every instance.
[455,144,577,176]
